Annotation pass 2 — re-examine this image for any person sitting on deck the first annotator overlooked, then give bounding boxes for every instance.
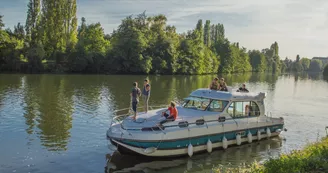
[237,83,249,93]
[219,78,225,88]
[219,82,228,92]
[209,77,219,90]
[160,101,178,124]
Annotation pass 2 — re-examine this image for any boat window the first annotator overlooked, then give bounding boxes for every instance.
[182,97,210,111]
[227,101,261,118]
[207,100,229,112]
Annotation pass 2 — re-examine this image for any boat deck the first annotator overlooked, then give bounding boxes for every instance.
[119,107,217,129]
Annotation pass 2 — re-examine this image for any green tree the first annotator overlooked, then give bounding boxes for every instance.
[64,0,78,50]
[204,20,211,47]
[296,54,300,62]
[249,50,266,72]
[292,62,303,72]
[300,58,310,71]
[14,22,25,40]
[196,19,203,43]
[323,64,328,76]
[25,0,41,44]
[68,18,110,73]
[0,15,4,30]
[309,59,323,72]
[109,15,149,73]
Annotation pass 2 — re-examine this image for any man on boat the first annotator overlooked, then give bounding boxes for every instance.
[160,101,178,124]
[142,79,151,113]
[237,83,249,93]
[209,77,219,90]
[130,82,141,120]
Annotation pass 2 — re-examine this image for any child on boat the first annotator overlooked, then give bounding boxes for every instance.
[160,101,178,124]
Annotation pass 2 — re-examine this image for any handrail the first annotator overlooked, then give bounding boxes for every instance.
[109,104,169,128]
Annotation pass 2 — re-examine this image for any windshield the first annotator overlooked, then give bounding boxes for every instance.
[182,97,210,111]
[183,96,229,112]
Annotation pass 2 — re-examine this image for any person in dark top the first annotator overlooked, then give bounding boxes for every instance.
[237,83,249,93]
[219,78,225,88]
[219,82,228,91]
[130,82,141,120]
[209,78,219,90]
[142,79,151,113]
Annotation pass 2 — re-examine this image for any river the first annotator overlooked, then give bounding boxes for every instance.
[0,73,327,173]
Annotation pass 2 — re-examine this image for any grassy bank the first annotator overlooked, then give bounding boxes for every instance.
[214,137,328,173]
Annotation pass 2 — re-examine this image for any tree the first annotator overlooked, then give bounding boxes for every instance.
[196,19,203,43]
[25,0,41,44]
[109,15,149,73]
[249,50,266,72]
[14,22,25,40]
[68,19,110,73]
[300,58,310,71]
[323,64,328,76]
[296,54,300,62]
[0,15,4,30]
[204,20,210,47]
[64,0,78,50]
[309,59,323,72]
[292,62,303,72]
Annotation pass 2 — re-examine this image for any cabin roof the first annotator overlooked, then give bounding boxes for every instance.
[188,88,266,101]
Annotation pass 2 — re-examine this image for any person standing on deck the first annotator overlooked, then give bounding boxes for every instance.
[130,82,141,120]
[142,79,151,113]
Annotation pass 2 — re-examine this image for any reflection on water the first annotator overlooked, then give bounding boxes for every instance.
[0,72,327,173]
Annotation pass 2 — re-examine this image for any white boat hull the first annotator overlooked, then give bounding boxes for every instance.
[109,132,281,157]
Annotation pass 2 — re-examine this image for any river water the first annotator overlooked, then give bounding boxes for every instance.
[0,73,327,173]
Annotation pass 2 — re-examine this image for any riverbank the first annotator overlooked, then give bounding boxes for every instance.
[214,136,328,173]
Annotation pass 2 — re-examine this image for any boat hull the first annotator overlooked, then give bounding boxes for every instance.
[107,124,283,157]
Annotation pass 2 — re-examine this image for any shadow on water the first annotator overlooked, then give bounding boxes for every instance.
[105,137,283,173]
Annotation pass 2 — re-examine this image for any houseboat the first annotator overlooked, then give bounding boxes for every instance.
[106,88,285,157]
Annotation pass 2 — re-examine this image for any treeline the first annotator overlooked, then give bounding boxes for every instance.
[283,55,327,73]
[0,1,314,74]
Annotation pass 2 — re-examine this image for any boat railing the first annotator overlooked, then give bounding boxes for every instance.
[109,105,169,128]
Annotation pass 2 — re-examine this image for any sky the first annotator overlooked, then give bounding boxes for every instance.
[1,0,327,59]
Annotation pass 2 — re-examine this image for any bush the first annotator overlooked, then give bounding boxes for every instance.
[323,65,328,76]
[214,137,328,173]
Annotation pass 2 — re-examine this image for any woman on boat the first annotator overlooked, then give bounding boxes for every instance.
[142,79,151,113]
[209,78,219,90]
[160,101,178,124]
[219,82,228,91]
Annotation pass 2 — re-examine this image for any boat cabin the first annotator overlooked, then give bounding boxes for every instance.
[182,88,266,118]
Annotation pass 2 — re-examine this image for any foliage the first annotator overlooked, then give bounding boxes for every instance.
[1,6,287,74]
[0,15,4,30]
[323,64,328,76]
[300,58,311,71]
[214,137,328,173]
[249,50,266,72]
[309,59,323,72]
